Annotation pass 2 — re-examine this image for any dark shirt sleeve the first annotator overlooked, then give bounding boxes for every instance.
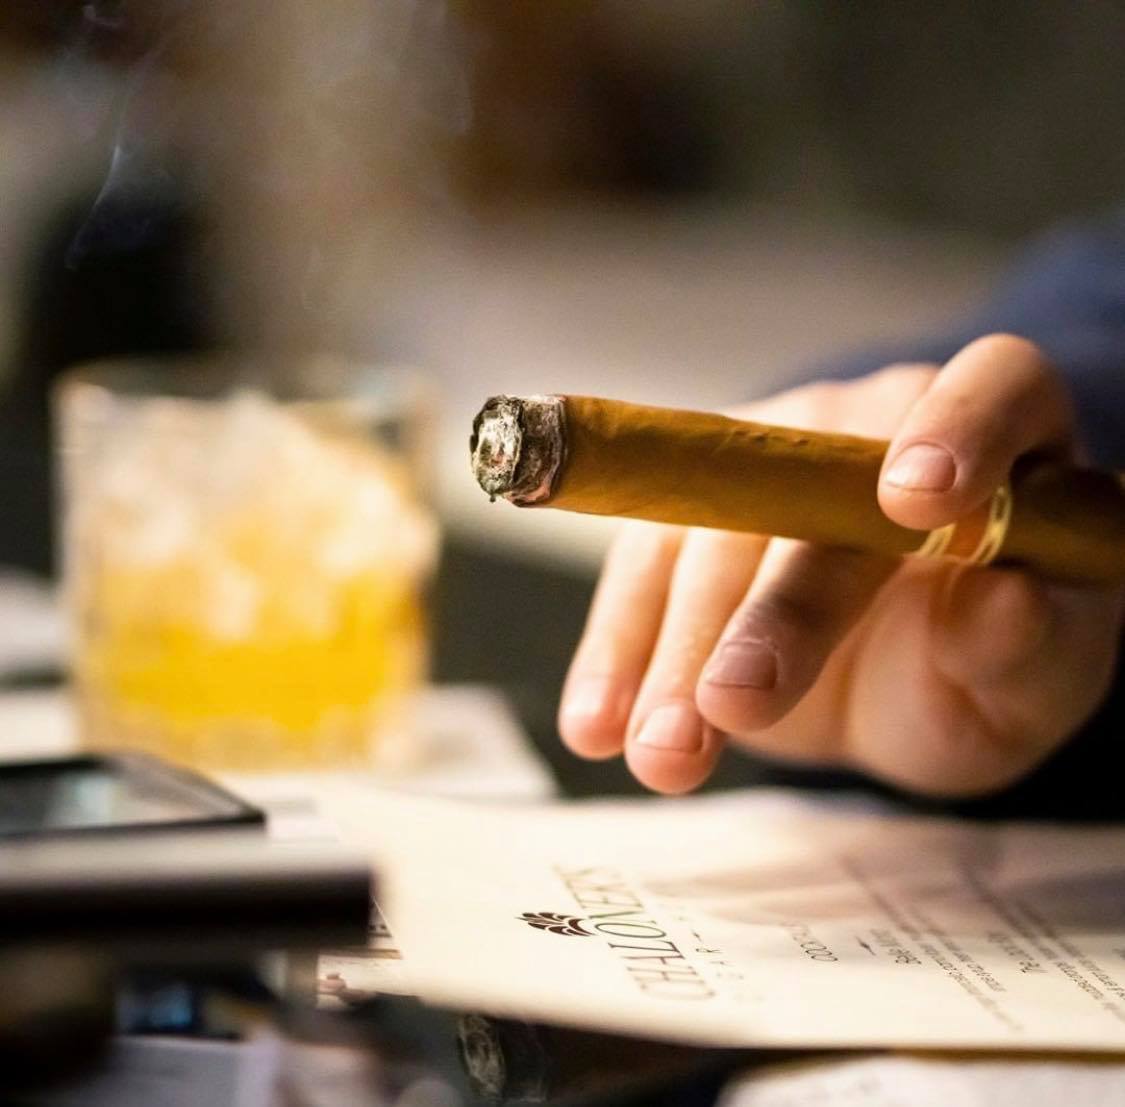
[745,212,1125,819]
[813,210,1125,467]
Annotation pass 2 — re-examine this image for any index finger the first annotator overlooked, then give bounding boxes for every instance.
[558,522,682,760]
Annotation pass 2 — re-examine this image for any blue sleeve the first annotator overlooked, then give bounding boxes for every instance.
[814,211,1125,467]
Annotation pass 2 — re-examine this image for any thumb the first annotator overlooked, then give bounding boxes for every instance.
[878,334,1074,531]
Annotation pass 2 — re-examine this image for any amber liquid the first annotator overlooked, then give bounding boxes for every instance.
[65,394,435,773]
[75,559,427,771]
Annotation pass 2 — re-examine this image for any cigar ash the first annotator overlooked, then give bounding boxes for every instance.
[470,395,566,504]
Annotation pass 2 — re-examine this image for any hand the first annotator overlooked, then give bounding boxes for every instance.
[557,335,1125,796]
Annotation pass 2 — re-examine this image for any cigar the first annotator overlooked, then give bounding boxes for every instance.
[470,395,1125,585]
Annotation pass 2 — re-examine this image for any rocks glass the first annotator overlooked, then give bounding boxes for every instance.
[55,357,438,772]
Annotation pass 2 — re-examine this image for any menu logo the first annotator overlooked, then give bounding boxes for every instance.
[518,911,593,937]
[517,868,716,1001]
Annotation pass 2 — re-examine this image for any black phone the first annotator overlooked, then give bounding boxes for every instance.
[0,752,264,839]
[0,753,371,952]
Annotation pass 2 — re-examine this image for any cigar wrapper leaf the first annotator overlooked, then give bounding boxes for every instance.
[470,395,1125,585]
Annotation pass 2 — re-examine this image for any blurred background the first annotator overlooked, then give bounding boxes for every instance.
[2,0,1124,792]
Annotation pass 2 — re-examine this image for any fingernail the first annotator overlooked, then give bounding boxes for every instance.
[635,702,704,753]
[883,444,957,492]
[703,641,778,689]
[561,676,620,725]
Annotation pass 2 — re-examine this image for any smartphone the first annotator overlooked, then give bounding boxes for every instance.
[0,753,371,951]
[0,752,264,840]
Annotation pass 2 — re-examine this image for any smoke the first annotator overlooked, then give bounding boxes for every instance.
[62,0,472,268]
[62,0,189,267]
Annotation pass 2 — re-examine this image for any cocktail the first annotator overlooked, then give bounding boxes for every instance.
[55,359,438,772]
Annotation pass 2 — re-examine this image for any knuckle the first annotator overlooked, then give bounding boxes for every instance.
[869,362,939,393]
[845,366,936,437]
[757,380,843,427]
[607,521,678,573]
[977,573,1051,673]
[962,333,1059,389]
[965,332,1042,362]
[987,570,1048,625]
[786,380,841,405]
[735,591,826,644]
[738,550,879,641]
[616,518,677,552]
[756,387,828,425]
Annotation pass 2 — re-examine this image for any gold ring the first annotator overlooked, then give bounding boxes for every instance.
[912,483,1012,565]
[914,523,955,559]
[966,482,1012,566]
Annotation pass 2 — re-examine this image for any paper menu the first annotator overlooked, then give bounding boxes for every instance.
[720,1053,1125,1107]
[331,787,1125,1051]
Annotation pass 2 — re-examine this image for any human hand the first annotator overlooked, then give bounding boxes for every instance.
[558,335,1125,796]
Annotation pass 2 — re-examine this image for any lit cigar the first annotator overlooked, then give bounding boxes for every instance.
[470,395,1125,585]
